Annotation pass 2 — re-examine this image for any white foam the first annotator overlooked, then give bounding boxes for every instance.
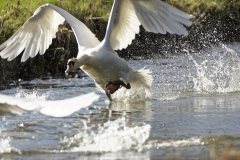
[112,84,151,102]
[61,118,151,153]
[0,137,13,153]
[144,137,204,150]
[0,129,14,154]
[60,121,203,154]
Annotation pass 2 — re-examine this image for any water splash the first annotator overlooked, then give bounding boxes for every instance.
[190,44,240,93]
[61,118,151,153]
[14,87,49,100]
[0,129,15,154]
[148,55,195,100]
[60,120,204,154]
[0,137,13,153]
[112,83,151,102]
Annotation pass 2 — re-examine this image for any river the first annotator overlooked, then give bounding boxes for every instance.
[0,43,240,159]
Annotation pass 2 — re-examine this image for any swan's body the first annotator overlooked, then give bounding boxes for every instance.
[81,45,131,88]
[0,0,192,100]
[71,43,134,95]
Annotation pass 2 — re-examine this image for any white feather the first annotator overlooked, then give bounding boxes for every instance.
[130,0,192,36]
[0,93,99,117]
[108,0,141,50]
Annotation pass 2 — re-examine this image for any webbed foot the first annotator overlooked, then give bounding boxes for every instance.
[106,80,131,95]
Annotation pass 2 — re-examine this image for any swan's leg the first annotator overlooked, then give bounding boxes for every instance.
[105,90,112,101]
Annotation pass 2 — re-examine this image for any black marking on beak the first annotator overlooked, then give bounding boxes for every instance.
[65,60,75,73]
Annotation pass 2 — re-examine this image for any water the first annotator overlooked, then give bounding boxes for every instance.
[1,43,240,159]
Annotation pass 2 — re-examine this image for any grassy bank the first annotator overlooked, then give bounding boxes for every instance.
[0,0,112,42]
[166,0,240,13]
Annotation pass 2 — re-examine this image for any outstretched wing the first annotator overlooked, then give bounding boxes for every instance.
[0,92,99,117]
[0,4,100,62]
[131,0,192,35]
[104,0,192,51]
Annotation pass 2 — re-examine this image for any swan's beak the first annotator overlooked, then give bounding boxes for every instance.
[65,61,75,73]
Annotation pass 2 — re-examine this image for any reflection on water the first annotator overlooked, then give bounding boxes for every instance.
[0,43,240,159]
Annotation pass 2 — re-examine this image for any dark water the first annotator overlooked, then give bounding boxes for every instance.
[0,43,240,159]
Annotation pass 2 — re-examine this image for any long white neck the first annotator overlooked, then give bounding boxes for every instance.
[75,54,89,68]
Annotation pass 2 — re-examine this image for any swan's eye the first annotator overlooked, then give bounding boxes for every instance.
[67,61,75,66]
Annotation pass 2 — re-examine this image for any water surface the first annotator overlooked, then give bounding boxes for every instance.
[1,43,240,159]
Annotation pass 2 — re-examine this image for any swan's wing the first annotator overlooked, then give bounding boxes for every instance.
[131,0,192,35]
[104,0,141,50]
[0,4,100,62]
[39,93,99,117]
[104,0,192,50]
[0,93,99,117]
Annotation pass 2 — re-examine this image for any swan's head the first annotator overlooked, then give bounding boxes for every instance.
[65,58,79,73]
[65,54,88,74]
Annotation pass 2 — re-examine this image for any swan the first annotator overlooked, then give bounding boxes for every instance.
[0,0,192,101]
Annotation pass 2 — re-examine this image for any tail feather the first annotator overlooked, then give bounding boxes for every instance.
[130,68,153,89]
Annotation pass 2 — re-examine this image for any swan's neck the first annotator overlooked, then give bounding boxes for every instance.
[75,54,89,68]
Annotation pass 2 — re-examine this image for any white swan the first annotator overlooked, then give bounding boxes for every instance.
[0,0,192,101]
